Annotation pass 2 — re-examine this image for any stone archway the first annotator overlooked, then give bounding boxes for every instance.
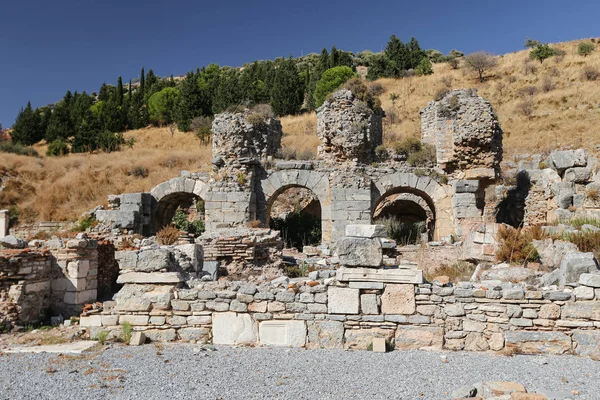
[372,173,451,241]
[259,170,331,244]
[149,177,209,234]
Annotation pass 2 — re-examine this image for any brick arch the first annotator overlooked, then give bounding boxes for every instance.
[149,177,209,233]
[372,172,451,241]
[259,170,332,243]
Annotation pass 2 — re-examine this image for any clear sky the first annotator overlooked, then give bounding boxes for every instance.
[1,0,598,127]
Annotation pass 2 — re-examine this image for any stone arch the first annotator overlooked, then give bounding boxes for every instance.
[259,170,331,244]
[149,177,209,233]
[372,173,451,241]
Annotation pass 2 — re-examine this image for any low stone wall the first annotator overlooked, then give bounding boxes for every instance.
[83,272,600,358]
[0,239,99,329]
[200,228,283,264]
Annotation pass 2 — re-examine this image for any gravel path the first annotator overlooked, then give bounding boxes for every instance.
[0,344,597,399]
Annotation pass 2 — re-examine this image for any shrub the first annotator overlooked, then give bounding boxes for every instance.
[375,216,425,245]
[314,66,357,107]
[516,99,535,117]
[375,145,389,161]
[560,231,600,260]
[72,214,97,232]
[529,44,555,64]
[97,131,126,153]
[0,142,39,157]
[582,66,599,81]
[368,82,385,96]
[578,42,595,57]
[447,57,460,69]
[415,57,433,76]
[190,116,213,144]
[434,88,449,101]
[541,78,555,93]
[342,78,382,113]
[157,225,181,245]
[496,225,543,264]
[95,330,110,345]
[246,103,274,126]
[172,209,205,236]
[586,189,600,202]
[394,137,422,157]
[46,139,69,157]
[407,144,436,167]
[127,166,149,178]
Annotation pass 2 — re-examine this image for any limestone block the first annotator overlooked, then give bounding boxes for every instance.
[129,332,146,346]
[115,284,174,312]
[327,287,359,314]
[336,267,423,284]
[259,320,306,347]
[372,337,387,353]
[174,244,203,273]
[532,239,578,270]
[344,224,386,238]
[117,272,183,284]
[344,328,394,350]
[504,331,572,355]
[67,260,90,279]
[335,237,382,267]
[136,249,175,272]
[178,327,210,343]
[144,329,177,342]
[574,285,595,300]
[561,302,600,320]
[360,294,379,315]
[559,252,599,285]
[579,273,600,288]
[119,315,149,326]
[564,167,592,183]
[547,149,587,173]
[395,326,443,350]
[212,312,257,345]
[80,315,102,327]
[115,250,138,270]
[573,330,600,358]
[380,284,415,315]
[454,180,479,193]
[349,281,384,290]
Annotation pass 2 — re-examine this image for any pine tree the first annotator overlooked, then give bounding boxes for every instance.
[11,102,42,145]
[406,37,425,70]
[212,67,241,113]
[45,101,74,142]
[116,76,124,106]
[270,57,304,116]
[175,71,202,131]
[384,34,406,75]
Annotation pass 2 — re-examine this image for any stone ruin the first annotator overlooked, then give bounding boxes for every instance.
[6,85,600,359]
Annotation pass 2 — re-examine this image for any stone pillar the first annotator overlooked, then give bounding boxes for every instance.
[0,210,8,238]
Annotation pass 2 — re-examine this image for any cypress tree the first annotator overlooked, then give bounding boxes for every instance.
[270,57,304,116]
[140,67,145,96]
[11,102,43,145]
[116,76,124,106]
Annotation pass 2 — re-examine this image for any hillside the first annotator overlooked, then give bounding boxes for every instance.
[1,38,599,224]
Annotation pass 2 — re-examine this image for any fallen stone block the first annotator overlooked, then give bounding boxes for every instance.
[344,224,386,238]
[335,237,383,267]
[129,332,146,346]
[259,320,306,347]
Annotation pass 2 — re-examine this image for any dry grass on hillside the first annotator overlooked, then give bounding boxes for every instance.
[280,38,600,159]
[0,127,210,222]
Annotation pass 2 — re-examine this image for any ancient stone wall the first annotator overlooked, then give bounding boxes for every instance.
[316,89,383,164]
[420,89,503,179]
[82,272,600,358]
[0,238,98,329]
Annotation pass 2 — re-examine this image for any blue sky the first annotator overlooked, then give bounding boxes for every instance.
[1,0,598,127]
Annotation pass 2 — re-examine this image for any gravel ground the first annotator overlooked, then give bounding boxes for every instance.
[0,344,597,400]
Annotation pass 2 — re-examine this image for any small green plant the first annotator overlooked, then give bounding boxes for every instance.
[375,145,389,161]
[578,42,595,57]
[72,214,97,232]
[120,322,133,343]
[538,161,548,169]
[96,330,110,345]
[46,139,70,157]
[407,144,436,167]
[0,142,39,157]
[375,216,425,245]
[415,56,433,76]
[237,172,247,185]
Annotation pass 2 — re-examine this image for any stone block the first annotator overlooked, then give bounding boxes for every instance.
[547,149,587,173]
[395,326,443,350]
[327,287,359,314]
[336,267,423,284]
[349,281,385,289]
[344,328,394,350]
[259,320,306,347]
[144,328,177,342]
[558,252,599,286]
[538,304,561,319]
[574,285,595,300]
[372,337,387,353]
[335,237,382,267]
[67,260,90,279]
[573,330,600,358]
[212,312,257,345]
[579,273,600,288]
[117,272,183,284]
[504,331,572,355]
[563,167,591,183]
[561,302,600,320]
[360,294,379,315]
[136,249,175,272]
[120,315,149,326]
[344,224,386,238]
[380,284,415,315]
[129,332,146,346]
[80,315,102,327]
[454,180,479,193]
[178,327,210,343]
[306,320,344,349]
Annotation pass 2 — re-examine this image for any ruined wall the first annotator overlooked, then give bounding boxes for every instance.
[200,228,283,264]
[420,89,503,179]
[316,89,383,164]
[83,273,600,358]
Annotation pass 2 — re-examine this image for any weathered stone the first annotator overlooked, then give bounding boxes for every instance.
[144,328,177,342]
[532,238,578,270]
[463,319,486,333]
[335,237,383,267]
[464,332,489,352]
[579,273,600,288]
[327,287,359,314]
[336,267,423,284]
[136,249,175,272]
[212,312,257,345]
[558,252,599,286]
[573,330,600,358]
[547,149,587,173]
[344,224,386,238]
[561,302,600,320]
[564,167,592,183]
[395,326,443,350]
[117,272,183,284]
[344,328,394,350]
[307,320,344,349]
[178,327,210,343]
[349,281,384,290]
[504,331,571,355]
[574,285,595,300]
[538,304,561,319]
[259,320,306,347]
[360,294,379,315]
[0,235,27,249]
[381,284,415,315]
[129,332,145,346]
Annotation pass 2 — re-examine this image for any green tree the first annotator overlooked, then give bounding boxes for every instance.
[384,34,406,75]
[366,53,393,80]
[464,52,498,82]
[72,110,102,153]
[212,67,241,113]
[524,38,541,48]
[148,87,180,125]
[529,44,555,63]
[270,57,304,116]
[578,42,595,57]
[11,102,43,145]
[45,100,74,142]
[116,76,124,106]
[313,66,357,107]
[175,71,202,131]
[197,63,221,115]
[415,57,433,76]
[405,37,425,69]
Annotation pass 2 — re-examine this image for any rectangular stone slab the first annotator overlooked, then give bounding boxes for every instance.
[117,272,183,284]
[336,267,423,284]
